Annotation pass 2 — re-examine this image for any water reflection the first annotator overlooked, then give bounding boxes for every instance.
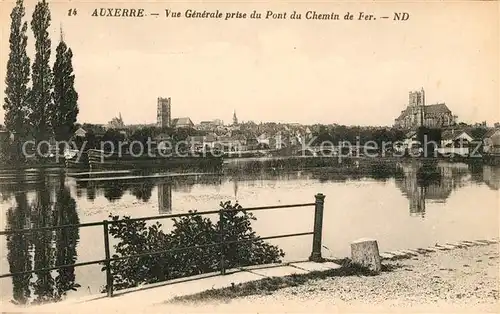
[158,183,172,214]
[6,175,32,305]
[483,165,500,190]
[394,161,476,217]
[0,160,498,305]
[5,173,80,305]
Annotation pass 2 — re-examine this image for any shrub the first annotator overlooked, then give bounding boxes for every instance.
[102,201,285,292]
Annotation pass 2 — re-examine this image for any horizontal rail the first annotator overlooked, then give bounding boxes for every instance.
[0,258,107,279]
[112,203,316,224]
[0,203,315,235]
[0,221,105,236]
[0,231,313,279]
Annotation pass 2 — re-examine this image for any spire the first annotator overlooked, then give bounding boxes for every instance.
[232,110,238,125]
[59,23,64,42]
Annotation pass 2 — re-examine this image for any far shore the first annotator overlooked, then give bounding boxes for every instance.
[1,153,498,172]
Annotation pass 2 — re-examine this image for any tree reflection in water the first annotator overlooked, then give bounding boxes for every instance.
[130,180,154,202]
[5,172,80,305]
[6,174,32,305]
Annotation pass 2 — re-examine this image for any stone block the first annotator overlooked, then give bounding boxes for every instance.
[351,238,381,273]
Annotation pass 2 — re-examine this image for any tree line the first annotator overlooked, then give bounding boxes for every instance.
[3,0,78,161]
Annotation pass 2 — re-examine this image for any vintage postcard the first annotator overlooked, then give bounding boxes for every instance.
[0,0,498,313]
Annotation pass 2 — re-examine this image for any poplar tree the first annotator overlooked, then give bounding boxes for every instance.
[51,28,79,142]
[29,0,53,145]
[3,0,30,137]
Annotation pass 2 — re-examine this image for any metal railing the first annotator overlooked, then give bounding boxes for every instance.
[0,193,326,298]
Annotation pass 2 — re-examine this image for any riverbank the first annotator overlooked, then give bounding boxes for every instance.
[1,242,498,313]
[166,243,499,313]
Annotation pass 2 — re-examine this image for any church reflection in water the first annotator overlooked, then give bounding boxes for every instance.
[395,161,474,217]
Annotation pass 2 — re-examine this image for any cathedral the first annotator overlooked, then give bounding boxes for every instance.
[394,88,456,129]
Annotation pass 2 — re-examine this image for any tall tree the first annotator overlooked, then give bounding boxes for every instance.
[29,0,53,146]
[3,0,30,136]
[51,27,79,142]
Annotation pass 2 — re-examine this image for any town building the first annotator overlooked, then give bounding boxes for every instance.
[394,88,456,129]
[73,127,87,138]
[157,97,172,128]
[171,117,194,129]
[483,129,500,156]
[196,119,224,131]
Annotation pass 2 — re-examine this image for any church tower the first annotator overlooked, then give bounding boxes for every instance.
[418,87,425,126]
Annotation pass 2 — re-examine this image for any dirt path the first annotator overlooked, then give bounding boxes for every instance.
[161,243,499,313]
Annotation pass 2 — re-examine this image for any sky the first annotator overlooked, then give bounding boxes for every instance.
[0,0,498,127]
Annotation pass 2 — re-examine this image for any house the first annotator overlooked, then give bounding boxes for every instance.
[216,136,242,152]
[155,133,172,142]
[454,130,475,146]
[436,129,476,157]
[203,134,217,150]
[257,133,269,146]
[483,129,500,155]
[245,136,259,150]
[186,135,205,152]
[197,121,214,131]
[269,132,286,150]
[73,127,87,138]
[440,129,456,148]
[172,117,194,129]
[154,133,173,152]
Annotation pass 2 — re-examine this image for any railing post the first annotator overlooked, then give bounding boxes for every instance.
[309,193,325,262]
[219,208,226,275]
[103,220,113,297]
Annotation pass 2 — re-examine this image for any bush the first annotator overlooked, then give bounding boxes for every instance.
[102,201,285,292]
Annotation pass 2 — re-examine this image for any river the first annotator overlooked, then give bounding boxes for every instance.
[0,158,498,305]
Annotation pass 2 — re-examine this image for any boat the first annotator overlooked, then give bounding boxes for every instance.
[85,149,224,171]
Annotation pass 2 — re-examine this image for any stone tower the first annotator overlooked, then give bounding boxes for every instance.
[408,88,425,127]
[157,97,171,128]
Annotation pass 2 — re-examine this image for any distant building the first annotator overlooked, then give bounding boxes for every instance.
[196,119,225,131]
[171,117,194,129]
[394,88,456,129]
[154,133,172,152]
[73,127,87,138]
[107,113,125,129]
[157,97,172,128]
[483,129,500,155]
[213,119,224,126]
